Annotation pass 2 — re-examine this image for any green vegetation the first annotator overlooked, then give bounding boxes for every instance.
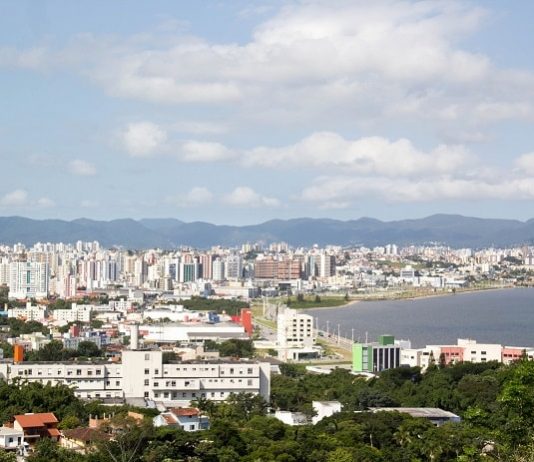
[205,339,254,358]
[6,358,534,460]
[285,294,348,309]
[22,340,104,361]
[0,317,49,336]
[180,296,249,315]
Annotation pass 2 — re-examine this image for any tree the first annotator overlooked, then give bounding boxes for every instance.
[77,341,102,358]
[90,319,104,329]
[95,414,154,462]
[58,415,81,430]
[0,450,16,462]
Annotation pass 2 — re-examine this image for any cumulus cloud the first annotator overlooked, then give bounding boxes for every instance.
[81,199,98,208]
[300,175,534,206]
[244,132,471,176]
[515,152,534,175]
[69,159,97,176]
[222,186,280,207]
[166,187,214,207]
[5,1,531,130]
[0,190,55,208]
[0,189,28,206]
[121,122,167,157]
[181,141,235,162]
[36,197,56,208]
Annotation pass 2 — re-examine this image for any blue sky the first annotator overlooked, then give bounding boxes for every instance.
[2,0,534,224]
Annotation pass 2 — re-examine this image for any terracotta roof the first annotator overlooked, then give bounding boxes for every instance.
[170,408,199,417]
[15,413,58,428]
[161,413,178,425]
[47,428,61,437]
[63,427,111,442]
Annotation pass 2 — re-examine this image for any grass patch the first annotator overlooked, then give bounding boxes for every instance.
[284,295,349,309]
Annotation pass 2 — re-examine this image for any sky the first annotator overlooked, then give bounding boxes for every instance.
[1,0,534,225]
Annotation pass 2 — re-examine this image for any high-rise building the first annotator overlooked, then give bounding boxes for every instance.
[212,258,225,281]
[225,255,243,280]
[8,261,50,299]
[319,254,335,278]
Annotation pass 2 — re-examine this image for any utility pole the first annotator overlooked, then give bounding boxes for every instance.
[351,328,354,343]
[337,324,340,344]
[326,320,330,337]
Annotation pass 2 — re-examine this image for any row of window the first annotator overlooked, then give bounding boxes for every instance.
[149,378,255,388]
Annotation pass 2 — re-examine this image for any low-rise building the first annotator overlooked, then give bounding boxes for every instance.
[352,335,401,373]
[14,413,60,445]
[370,407,461,427]
[153,407,209,431]
[61,427,111,452]
[0,427,24,451]
[0,350,271,406]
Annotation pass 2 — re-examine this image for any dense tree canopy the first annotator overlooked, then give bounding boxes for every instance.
[4,359,534,461]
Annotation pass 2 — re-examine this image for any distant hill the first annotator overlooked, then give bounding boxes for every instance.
[0,214,532,248]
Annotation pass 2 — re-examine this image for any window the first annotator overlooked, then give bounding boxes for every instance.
[144,392,149,398]
[96,369,101,375]
[144,369,149,375]
[145,353,150,360]
[154,382,159,387]
[115,380,120,386]
[154,369,159,375]
[76,369,82,376]
[247,368,253,374]
[144,379,149,386]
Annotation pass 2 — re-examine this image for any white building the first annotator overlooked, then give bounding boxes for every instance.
[142,323,248,343]
[7,302,48,322]
[312,401,342,424]
[0,427,24,451]
[277,308,315,348]
[153,407,209,432]
[9,261,49,299]
[0,350,271,406]
[52,303,93,323]
[276,307,317,361]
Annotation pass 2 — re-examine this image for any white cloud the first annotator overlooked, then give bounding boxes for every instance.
[181,141,235,162]
[81,199,98,208]
[121,122,167,157]
[300,175,534,206]
[36,197,55,208]
[173,121,228,135]
[166,187,214,207]
[0,189,28,207]
[69,159,97,176]
[515,152,534,175]
[243,132,471,176]
[4,1,534,137]
[222,186,280,207]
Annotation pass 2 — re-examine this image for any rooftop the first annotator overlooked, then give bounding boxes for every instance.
[15,413,58,428]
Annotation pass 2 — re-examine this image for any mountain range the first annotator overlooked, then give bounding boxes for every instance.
[1,214,534,249]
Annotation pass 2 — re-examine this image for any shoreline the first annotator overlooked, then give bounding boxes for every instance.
[302,284,517,311]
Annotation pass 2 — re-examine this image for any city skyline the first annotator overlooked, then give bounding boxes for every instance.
[2,1,534,224]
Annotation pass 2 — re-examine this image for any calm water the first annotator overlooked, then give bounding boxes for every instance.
[305,288,534,348]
